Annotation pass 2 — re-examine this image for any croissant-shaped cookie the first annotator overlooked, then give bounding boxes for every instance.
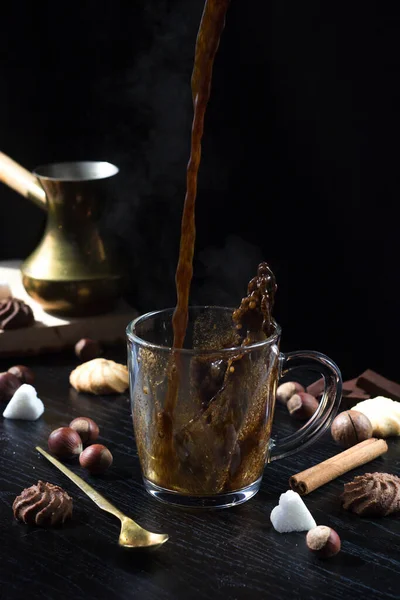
[352,396,400,438]
[342,473,400,516]
[70,358,129,395]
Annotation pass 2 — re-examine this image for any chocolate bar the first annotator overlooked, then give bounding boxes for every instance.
[307,375,371,411]
[342,378,358,394]
[306,369,400,411]
[342,378,370,403]
[357,369,400,402]
[306,378,325,397]
[306,377,365,398]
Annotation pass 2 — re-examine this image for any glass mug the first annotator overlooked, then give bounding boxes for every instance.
[126,306,342,508]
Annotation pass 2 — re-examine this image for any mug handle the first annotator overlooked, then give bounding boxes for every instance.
[269,350,342,462]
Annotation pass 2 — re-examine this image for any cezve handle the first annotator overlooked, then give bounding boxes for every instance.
[0,151,47,210]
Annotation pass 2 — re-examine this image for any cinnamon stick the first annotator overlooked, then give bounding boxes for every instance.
[289,438,388,495]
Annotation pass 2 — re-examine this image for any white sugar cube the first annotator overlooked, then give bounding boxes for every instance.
[270,489,316,533]
[3,384,44,421]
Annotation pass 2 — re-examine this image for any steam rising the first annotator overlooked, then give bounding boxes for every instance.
[94,0,204,310]
[94,0,262,312]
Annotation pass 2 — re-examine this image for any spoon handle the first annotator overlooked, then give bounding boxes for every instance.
[36,446,125,521]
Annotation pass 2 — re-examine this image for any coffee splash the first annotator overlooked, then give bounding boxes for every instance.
[233,262,277,343]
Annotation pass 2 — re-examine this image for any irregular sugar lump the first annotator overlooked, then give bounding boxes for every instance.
[2,384,44,420]
[270,490,317,533]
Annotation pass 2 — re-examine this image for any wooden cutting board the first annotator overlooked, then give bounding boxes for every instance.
[0,260,138,358]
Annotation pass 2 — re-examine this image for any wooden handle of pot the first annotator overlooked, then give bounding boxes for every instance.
[0,151,47,209]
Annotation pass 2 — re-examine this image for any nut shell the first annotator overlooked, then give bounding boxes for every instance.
[306,525,341,558]
[8,365,35,385]
[79,444,113,474]
[48,427,83,459]
[331,410,373,448]
[69,358,129,395]
[276,381,305,404]
[287,392,319,420]
[74,338,102,362]
[69,417,100,444]
[0,372,22,404]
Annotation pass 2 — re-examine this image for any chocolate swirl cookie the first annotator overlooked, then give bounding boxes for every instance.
[342,472,400,516]
[0,298,34,331]
[13,480,73,526]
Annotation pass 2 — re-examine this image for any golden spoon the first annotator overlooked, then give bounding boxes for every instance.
[36,446,169,549]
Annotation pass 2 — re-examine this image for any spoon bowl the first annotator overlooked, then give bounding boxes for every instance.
[118,517,169,549]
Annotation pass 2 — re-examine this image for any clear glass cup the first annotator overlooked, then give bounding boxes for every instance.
[126,306,342,508]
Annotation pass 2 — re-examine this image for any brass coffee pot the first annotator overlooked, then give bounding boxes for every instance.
[0,152,123,316]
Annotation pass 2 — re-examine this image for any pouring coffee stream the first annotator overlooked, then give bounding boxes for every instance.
[165,0,232,415]
[172,0,231,353]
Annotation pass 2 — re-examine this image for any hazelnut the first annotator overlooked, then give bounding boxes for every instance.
[74,338,102,362]
[287,392,319,420]
[0,372,22,404]
[306,525,341,558]
[276,381,305,404]
[69,417,100,444]
[8,365,35,385]
[48,427,83,459]
[79,444,113,474]
[331,410,373,448]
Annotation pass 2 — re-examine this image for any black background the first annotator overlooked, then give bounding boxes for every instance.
[1,0,399,381]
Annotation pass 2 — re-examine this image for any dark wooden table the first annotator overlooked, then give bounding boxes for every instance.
[1,347,399,600]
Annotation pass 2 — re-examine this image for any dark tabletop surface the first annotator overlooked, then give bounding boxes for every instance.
[0,346,399,600]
